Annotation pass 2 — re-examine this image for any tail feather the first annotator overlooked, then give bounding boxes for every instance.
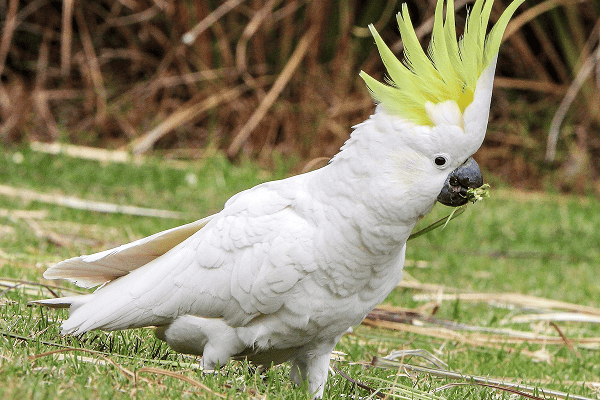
[30,295,95,334]
[34,214,215,335]
[32,291,151,335]
[34,242,197,335]
[30,296,86,310]
[31,296,96,334]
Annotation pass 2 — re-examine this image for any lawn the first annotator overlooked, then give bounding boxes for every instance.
[0,146,599,399]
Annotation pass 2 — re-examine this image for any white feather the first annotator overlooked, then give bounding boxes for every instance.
[35,67,497,399]
[43,215,213,288]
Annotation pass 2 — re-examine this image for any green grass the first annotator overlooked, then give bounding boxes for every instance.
[1,148,599,399]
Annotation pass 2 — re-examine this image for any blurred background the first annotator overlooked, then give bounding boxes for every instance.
[0,0,599,195]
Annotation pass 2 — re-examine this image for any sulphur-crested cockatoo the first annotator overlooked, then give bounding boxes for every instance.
[34,0,524,397]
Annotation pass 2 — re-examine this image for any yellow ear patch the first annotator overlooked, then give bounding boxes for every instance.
[360,0,525,126]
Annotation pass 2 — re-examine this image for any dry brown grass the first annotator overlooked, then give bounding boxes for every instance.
[0,0,599,191]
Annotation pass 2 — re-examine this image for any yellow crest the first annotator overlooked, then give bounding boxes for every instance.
[361,0,525,126]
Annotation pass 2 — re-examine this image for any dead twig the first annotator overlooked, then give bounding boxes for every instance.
[409,291,600,317]
[433,382,549,400]
[494,77,567,94]
[372,360,596,400]
[33,91,59,140]
[31,141,137,164]
[29,141,193,170]
[0,0,19,78]
[549,321,582,358]
[0,184,188,219]
[60,0,74,77]
[135,367,227,398]
[131,84,258,155]
[301,157,330,173]
[182,0,246,45]
[74,6,108,122]
[0,208,47,219]
[30,348,136,381]
[106,5,160,27]
[546,45,600,161]
[235,0,279,74]
[2,330,73,350]
[362,314,600,348]
[22,217,71,248]
[332,365,385,398]
[511,312,600,324]
[504,0,571,39]
[227,27,318,158]
[366,306,583,343]
[352,0,398,37]
[0,277,86,297]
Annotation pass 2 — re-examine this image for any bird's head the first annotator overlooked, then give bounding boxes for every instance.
[360,0,524,207]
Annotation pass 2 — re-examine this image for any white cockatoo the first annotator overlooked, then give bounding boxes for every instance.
[34,0,524,397]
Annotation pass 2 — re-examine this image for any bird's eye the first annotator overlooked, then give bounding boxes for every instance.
[432,154,449,169]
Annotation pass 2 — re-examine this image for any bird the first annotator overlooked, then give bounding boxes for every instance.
[32,0,524,397]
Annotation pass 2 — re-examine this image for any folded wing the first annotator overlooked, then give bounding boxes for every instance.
[43,215,214,288]
[36,176,320,339]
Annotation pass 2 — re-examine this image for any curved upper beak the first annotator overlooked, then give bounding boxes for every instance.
[437,157,483,207]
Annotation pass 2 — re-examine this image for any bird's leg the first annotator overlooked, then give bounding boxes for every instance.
[289,357,308,386]
[290,351,332,399]
[155,315,246,369]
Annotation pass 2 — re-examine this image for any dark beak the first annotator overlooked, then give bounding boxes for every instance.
[437,157,483,207]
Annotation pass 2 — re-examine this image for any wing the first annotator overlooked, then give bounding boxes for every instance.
[43,215,214,288]
[45,173,322,335]
[157,175,320,324]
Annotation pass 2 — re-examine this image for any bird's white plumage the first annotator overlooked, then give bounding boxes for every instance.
[34,0,525,396]
[35,105,477,400]
[36,111,430,397]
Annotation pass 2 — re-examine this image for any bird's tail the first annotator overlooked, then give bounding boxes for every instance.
[30,295,87,309]
[30,294,102,334]
[32,245,193,335]
[31,215,214,335]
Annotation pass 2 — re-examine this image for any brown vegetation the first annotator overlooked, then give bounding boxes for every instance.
[0,0,599,193]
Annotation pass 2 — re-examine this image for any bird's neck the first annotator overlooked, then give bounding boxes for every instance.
[309,111,437,254]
